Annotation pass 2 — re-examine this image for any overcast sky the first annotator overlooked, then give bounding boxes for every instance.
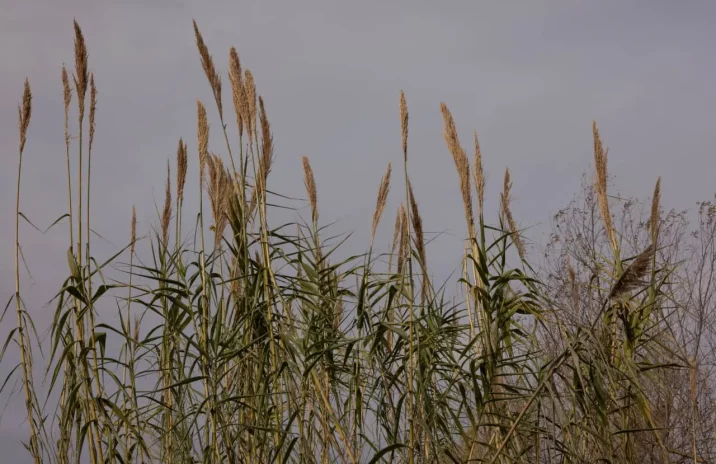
[2,1,716,460]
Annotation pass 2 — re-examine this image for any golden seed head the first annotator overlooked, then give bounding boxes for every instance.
[206,155,230,250]
[197,100,209,180]
[89,73,97,151]
[245,70,257,138]
[176,138,188,203]
[302,156,318,224]
[397,204,408,274]
[19,79,32,153]
[650,177,661,245]
[501,168,525,259]
[408,180,427,271]
[593,121,616,251]
[130,206,137,255]
[392,204,404,256]
[193,20,222,118]
[258,96,273,189]
[229,47,244,138]
[440,103,474,232]
[473,130,485,215]
[162,162,172,247]
[62,66,72,114]
[371,162,392,241]
[73,20,89,119]
[133,315,141,341]
[399,91,409,161]
[608,245,654,299]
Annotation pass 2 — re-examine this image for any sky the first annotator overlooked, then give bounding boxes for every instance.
[2,0,716,461]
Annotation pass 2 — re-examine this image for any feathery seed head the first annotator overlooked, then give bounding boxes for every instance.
[258,96,273,188]
[197,100,209,181]
[440,103,474,232]
[162,162,172,247]
[408,180,427,271]
[371,162,392,241]
[176,138,188,203]
[302,156,318,224]
[650,177,661,245]
[89,73,97,151]
[245,70,257,138]
[193,20,222,118]
[397,204,408,274]
[501,168,525,259]
[473,130,485,214]
[130,206,137,255]
[73,21,89,119]
[19,79,32,153]
[229,47,244,138]
[593,121,616,251]
[608,245,654,299]
[400,91,409,161]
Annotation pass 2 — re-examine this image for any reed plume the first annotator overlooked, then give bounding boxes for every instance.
[408,180,427,271]
[73,20,88,120]
[473,131,485,215]
[62,66,72,146]
[229,47,245,138]
[302,156,318,224]
[19,79,32,153]
[440,102,474,232]
[371,163,392,241]
[258,96,273,188]
[177,138,188,204]
[193,20,222,118]
[650,177,661,245]
[162,162,172,247]
[501,168,525,259]
[197,100,209,181]
[89,74,97,153]
[593,121,616,252]
[130,206,137,255]
[400,90,408,161]
[397,204,408,274]
[207,154,230,249]
[245,70,257,138]
[608,245,654,299]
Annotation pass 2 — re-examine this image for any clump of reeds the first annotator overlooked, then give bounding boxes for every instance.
[3,19,701,464]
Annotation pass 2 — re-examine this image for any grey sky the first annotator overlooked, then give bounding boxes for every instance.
[2,1,716,461]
